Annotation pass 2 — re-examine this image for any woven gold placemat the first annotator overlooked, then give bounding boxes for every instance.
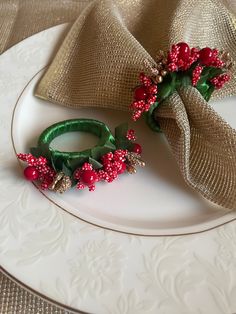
[0,271,74,314]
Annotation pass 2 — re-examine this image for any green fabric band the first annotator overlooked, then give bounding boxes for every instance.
[38,118,116,161]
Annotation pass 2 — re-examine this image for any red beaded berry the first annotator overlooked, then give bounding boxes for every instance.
[126,129,136,141]
[24,166,39,181]
[80,170,98,186]
[199,47,214,65]
[117,162,126,174]
[192,65,203,86]
[177,42,190,61]
[132,143,142,154]
[134,87,147,100]
[89,185,96,192]
[210,73,231,89]
[130,73,158,121]
[168,62,178,72]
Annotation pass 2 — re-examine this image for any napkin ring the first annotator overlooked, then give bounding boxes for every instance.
[130,42,233,131]
[17,119,145,193]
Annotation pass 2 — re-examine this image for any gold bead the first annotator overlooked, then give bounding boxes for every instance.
[126,165,137,174]
[156,62,164,70]
[155,75,163,84]
[138,160,146,167]
[152,68,159,75]
[161,70,167,77]
[222,51,230,59]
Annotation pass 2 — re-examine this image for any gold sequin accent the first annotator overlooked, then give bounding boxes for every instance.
[126,152,145,174]
[49,172,72,193]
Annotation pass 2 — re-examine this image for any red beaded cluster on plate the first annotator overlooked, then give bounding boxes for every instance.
[74,150,128,191]
[130,42,233,121]
[17,153,56,189]
[17,129,144,193]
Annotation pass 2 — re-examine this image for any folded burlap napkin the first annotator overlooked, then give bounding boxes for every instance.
[35,0,236,209]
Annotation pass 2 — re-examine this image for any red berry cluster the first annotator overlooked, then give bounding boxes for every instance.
[132,143,142,154]
[17,153,55,189]
[210,73,231,89]
[199,47,224,67]
[126,129,136,141]
[17,141,143,193]
[130,42,231,121]
[98,149,127,183]
[74,150,128,191]
[130,73,157,121]
[167,43,199,71]
[167,43,228,87]
[167,43,224,72]
[192,65,203,86]
[74,163,98,191]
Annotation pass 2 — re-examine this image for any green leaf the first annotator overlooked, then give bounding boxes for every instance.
[208,67,223,78]
[115,138,133,150]
[197,67,223,86]
[39,143,51,160]
[169,72,177,87]
[145,102,161,133]
[88,157,103,169]
[115,123,128,139]
[200,67,211,77]
[50,153,57,171]
[204,85,215,102]
[196,82,209,95]
[68,156,88,172]
[30,143,51,160]
[158,82,173,100]
[30,146,42,158]
[187,61,199,73]
[62,164,72,177]
[179,74,191,87]
[91,146,112,160]
[104,141,116,150]
[51,155,64,171]
[70,177,77,188]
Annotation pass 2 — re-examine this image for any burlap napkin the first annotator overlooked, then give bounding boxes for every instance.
[35,0,236,209]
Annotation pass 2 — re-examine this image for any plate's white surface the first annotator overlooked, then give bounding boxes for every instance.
[11,69,236,236]
[0,24,236,313]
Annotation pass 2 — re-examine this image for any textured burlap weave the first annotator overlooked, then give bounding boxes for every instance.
[156,87,236,209]
[0,1,236,313]
[0,271,72,314]
[0,0,92,54]
[36,0,236,108]
[35,0,236,209]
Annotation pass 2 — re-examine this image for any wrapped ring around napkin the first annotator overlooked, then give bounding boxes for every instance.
[35,0,236,209]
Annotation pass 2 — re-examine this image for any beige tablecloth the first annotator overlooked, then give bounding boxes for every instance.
[0,1,235,313]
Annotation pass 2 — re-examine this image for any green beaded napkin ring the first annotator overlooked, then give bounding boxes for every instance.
[17,118,145,193]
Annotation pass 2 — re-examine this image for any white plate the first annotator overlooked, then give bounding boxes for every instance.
[11,68,236,236]
[1,24,236,313]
